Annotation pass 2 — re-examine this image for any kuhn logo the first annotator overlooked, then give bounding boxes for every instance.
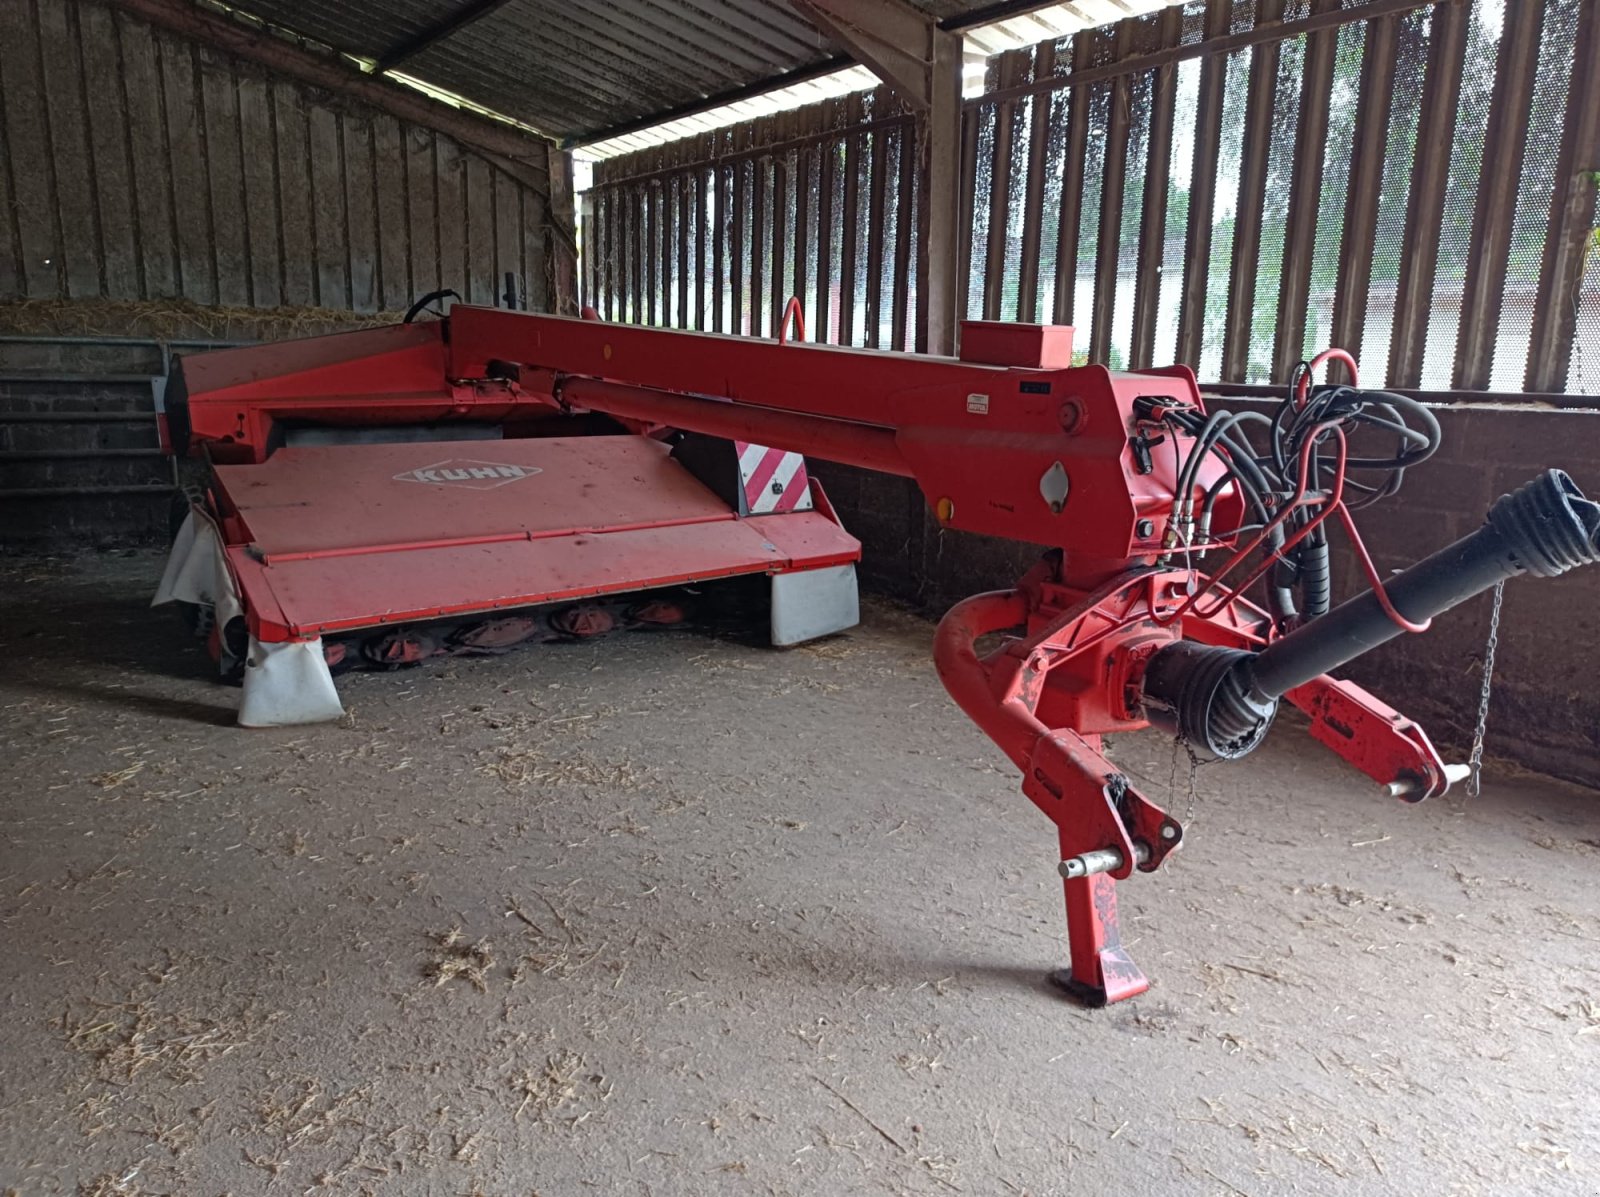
[393,459,543,490]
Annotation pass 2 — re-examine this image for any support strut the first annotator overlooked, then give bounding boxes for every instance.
[1051,869,1148,1007]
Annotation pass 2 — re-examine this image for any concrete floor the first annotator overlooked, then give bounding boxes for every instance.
[2,552,1597,1197]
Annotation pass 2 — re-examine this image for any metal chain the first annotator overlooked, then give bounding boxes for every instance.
[1169,736,1201,821]
[1467,580,1505,798]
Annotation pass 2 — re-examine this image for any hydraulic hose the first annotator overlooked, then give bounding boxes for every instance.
[1296,530,1332,620]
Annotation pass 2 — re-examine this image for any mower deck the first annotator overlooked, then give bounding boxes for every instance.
[213,436,860,642]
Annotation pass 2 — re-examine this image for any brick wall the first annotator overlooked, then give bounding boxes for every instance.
[811,404,1600,790]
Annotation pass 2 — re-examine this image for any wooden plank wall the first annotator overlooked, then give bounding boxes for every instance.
[587,0,1600,400]
[590,89,916,349]
[0,0,554,316]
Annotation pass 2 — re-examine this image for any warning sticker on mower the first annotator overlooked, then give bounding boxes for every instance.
[392,459,544,490]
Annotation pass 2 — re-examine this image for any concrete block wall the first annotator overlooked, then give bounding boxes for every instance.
[811,404,1600,790]
[0,366,170,551]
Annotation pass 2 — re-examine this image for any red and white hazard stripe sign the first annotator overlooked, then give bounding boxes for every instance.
[735,441,814,514]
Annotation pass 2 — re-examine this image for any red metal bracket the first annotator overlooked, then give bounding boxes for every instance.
[935,570,1195,1004]
[1286,676,1451,801]
[1055,871,1148,1007]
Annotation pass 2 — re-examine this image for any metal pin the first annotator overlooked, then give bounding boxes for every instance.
[1382,763,1471,799]
[1058,841,1151,880]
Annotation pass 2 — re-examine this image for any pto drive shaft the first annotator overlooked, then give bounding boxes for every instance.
[1141,470,1600,760]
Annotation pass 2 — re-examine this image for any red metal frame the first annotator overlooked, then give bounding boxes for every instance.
[169,307,1461,1006]
[195,434,859,645]
[442,306,1243,562]
[930,552,1448,1001]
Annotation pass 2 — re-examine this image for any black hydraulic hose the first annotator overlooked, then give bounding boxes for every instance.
[1175,411,1232,512]
[403,288,461,323]
[1297,530,1332,619]
[1184,409,1295,623]
[1247,470,1600,700]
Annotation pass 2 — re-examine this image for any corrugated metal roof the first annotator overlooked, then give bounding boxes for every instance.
[208,0,1049,143]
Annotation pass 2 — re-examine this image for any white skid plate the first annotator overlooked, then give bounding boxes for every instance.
[239,636,344,727]
[770,563,859,646]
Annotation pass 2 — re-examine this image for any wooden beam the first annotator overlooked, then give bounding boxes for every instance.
[1221,0,1285,383]
[1526,0,1600,392]
[1130,8,1183,369]
[375,0,516,72]
[1052,30,1094,328]
[792,0,961,353]
[1271,0,1341,380]
[918,28,962,354]
[105,0,553,183]
[1174,0,1231,366]
[546,145,579,314]
[1453,0,1544,390]
[1327,11,1398,382]
[1090,21,1134,367]
[1015,41,1055,323]
[1386,0,1467,388]
[792,0,937,107]
[983,51,1028,322]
